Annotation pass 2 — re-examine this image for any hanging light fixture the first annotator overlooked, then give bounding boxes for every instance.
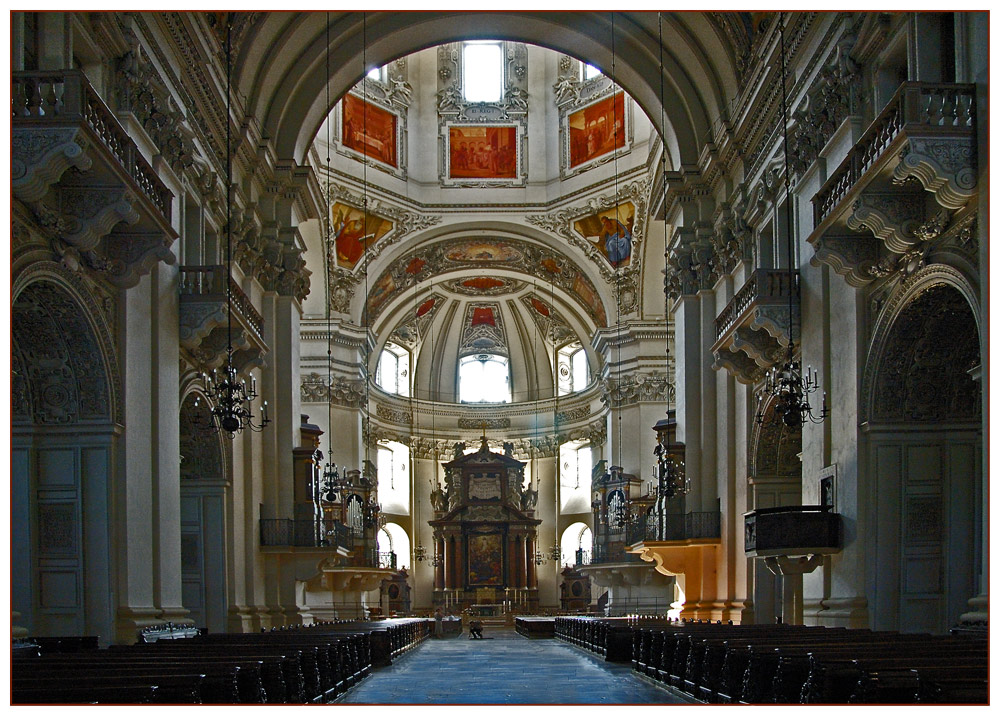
[652,12,687,501]
[548,538,562,563]
[754,12,829,428]
[197,12,270,437]
[319,12,347,502]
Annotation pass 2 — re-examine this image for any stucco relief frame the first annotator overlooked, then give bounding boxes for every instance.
[440,122,527,188]
[556,63,634,180]
[333,77,409,180]
[436,41,529,188]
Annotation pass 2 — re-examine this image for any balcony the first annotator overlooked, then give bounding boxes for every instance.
[743,505,841,558]
[12,70,176,287]
[626,511,722,545]
[179,265,268,373]
[712,268,799,384]
[260,518,354,552]
[809,82,977,287]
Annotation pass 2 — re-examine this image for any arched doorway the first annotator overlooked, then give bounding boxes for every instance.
[865,283,981,633]
[179,391,229,634]
[12,277,117,640]
[747,399,803,625]
[560,521,593,567]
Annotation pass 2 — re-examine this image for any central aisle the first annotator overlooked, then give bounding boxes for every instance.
[338,627,688,704]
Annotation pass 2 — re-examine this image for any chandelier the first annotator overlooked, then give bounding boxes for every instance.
[548,539,562,563]
[755,12,829,428]
[198,13,269,437]
[533,549,546,566]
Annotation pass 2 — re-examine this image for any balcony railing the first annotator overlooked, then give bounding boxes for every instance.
[813,82,975,227]
[574,549,591,567]
[715,268,799,342]
[179,265,265,343]
[260,518,353,550]
[12,69,173,223]
[590,542,644,565]
[626,511,722,544]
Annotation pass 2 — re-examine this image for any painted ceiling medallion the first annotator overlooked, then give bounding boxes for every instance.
[445,276,525,296]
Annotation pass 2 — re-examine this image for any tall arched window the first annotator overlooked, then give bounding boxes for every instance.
[459,353,511,403]
[463,41,503,102]
[376,342,409,396]
[559,439,592,513]
[557,341,589,395]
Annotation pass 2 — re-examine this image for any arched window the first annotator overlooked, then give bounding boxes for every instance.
[557,341,589,395]
[376,342,409,396]
[463,41,503,102]
[559,440,592,513]
[582,63,602,80]
[376,440,410,514]
[459,353,511,403]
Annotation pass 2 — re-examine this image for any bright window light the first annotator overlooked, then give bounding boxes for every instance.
[584,63,602,80]
[459,354,511,403]
[558,342,589,395]
[367,66,383,81]
[376,342,410,396]
[463,42,504,103]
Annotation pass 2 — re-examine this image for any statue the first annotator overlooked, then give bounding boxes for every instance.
[520,485,538,512]
[503,441,515,458]
[453,442,466,460]
[430,481,448,512]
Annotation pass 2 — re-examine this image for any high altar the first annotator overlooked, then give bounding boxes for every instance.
[429,435,541,611]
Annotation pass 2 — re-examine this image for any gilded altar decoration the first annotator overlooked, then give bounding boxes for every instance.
[342,93,398,167]
[568,91,625,167]
[448,126,518,179]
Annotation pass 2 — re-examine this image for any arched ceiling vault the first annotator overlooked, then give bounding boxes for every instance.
[236,11,738,169]
[354,224,617,335]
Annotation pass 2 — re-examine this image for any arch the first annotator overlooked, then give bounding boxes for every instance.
[560,521,593,567]
[862,281,981,633]
[11,274,119,641]
[237,12,736,167]
[12,267,120,426]
[862,267,981,425]
[381,521,411,570]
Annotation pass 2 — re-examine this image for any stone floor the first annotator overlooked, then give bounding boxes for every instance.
[338,627,688,704]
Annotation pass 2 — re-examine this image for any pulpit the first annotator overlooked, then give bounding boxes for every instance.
[429,435,541,611]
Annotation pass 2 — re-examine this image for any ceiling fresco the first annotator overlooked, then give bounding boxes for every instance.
[363,237,608,327]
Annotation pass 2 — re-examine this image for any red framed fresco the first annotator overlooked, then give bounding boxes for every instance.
[342,93,398,168]
[568,91,625,168]
[448,125,518,179]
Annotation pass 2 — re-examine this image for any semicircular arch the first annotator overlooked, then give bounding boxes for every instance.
[238,12,737,168]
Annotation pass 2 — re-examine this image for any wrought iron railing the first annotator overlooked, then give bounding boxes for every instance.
[378,551,397,570]
[813,81,975,227]
[590,542,644,565]
[626,511,722,544]
[260,518,353,550]
[574,549,591,567]
[179,265,265,342]
[12,69,173,222]
[715,269,799,342]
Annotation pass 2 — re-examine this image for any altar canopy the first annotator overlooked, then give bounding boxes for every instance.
[428,436,542,610]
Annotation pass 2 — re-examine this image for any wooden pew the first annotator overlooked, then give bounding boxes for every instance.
[515,617,556,639]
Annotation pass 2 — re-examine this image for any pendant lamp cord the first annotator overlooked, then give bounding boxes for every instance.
[779,12,795,361]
